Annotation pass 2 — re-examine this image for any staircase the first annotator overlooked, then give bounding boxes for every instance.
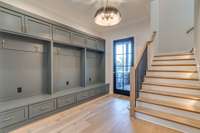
[135,52,200,133]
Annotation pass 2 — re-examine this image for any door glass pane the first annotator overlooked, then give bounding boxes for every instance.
[116,44,124,55]
[116,54,124,67]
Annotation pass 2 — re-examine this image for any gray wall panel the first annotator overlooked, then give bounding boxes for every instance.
[53,46,81,92]
[0,34,49,102]
[86,51,104,86]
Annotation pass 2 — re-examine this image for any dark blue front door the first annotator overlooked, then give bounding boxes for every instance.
[113,37,134,96]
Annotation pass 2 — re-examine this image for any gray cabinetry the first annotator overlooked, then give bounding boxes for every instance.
[0,2,107,132]
[29,99,56,119]
[0,7,24,33]
[86,38,97,50]
[96,40,105,51]
[77,91,89,102]
[71,33,86,47]
[25,17,51,40]
[57,95,75,108]
[0,107,28,128]
[53,26,71,44]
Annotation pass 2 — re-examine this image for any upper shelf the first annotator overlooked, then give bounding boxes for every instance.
[0,5,105,52]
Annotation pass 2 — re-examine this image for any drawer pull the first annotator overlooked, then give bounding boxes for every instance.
[2,116,14,122]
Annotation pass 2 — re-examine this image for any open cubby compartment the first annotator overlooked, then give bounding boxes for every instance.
[53,43,83,92]
[86,50,105,86]
[0,32,50,102]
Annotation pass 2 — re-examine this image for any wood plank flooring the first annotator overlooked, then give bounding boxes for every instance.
[10,95,180,133]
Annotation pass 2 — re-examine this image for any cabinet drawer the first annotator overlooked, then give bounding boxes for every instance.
[29,99,56,119]
[71,33,86,47]
[0,107,28,128]
[86,38,97,50]
[53,26,71,44]
[96,41,105,51]
[96,87,107,95]
[77,91,89,102]
[0,7,24,33]
[95,88,102,95]
[57,95,75,108]
[25,17,51,39]
[88,89,95,97]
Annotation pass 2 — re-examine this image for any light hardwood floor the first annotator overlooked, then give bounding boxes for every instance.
[10,95,180,133]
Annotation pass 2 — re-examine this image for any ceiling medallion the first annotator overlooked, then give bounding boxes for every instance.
[94,1,122,26]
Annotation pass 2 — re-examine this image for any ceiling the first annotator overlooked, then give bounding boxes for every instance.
[1,0,150,35]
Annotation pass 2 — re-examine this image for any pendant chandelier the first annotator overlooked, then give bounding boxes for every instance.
[94,0,122,26]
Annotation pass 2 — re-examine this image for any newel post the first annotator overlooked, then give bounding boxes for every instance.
[130,67,136,117]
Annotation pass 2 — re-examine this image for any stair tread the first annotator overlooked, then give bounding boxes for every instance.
[154,53,193,57]
[143,82,200,90]
[140,89,200,100]
[148,70,198,73]
[153,58,195,61]
[152,64,196,66]
[146,76,199,81]
[137,97,200,113]
[135,107,200,129]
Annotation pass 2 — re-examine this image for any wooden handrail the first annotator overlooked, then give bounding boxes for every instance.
[130,31,156,117]
[135,31,156,69]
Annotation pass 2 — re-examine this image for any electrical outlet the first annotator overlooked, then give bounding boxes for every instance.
[17,87,22,93]
[66,81,69,86]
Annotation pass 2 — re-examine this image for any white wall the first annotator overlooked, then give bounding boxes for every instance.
[150,0,195,53]
[103,20,150,94]
[159,0,194,53]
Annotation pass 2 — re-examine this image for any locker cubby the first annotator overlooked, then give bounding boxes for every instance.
[0,33,50,102]
[53,44,83,92]
[86,50,105,86]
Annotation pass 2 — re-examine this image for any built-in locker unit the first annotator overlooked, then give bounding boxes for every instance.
[86,50,105,86]
[53,44,83,92]
[0,33,50,102]
[0,2,109,133]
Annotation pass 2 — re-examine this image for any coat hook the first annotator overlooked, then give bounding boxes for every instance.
[57,48,60,55]
[2,40,5,48]
[34,46,39,53]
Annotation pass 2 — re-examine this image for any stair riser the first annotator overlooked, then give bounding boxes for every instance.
[146,72,198,79]
[144,78,200,87]
[152,60,196,66]
[149,66,197,72]
[136,112,200,133]
[154,55,194,60]
[136,101,200,120]
[140,93,200,107]
[142,85,200,96]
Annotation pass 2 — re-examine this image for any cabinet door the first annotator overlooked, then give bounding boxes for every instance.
[77,91,89,102]
[0,7,24,33]
[53,26,71,44]
[71,33,86,47]
[25,17,51,40]
[96,40,105,51]
[29,99,56,119]
[0,107,28,128]
[86,38,97,50]
[57,95,75,108]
